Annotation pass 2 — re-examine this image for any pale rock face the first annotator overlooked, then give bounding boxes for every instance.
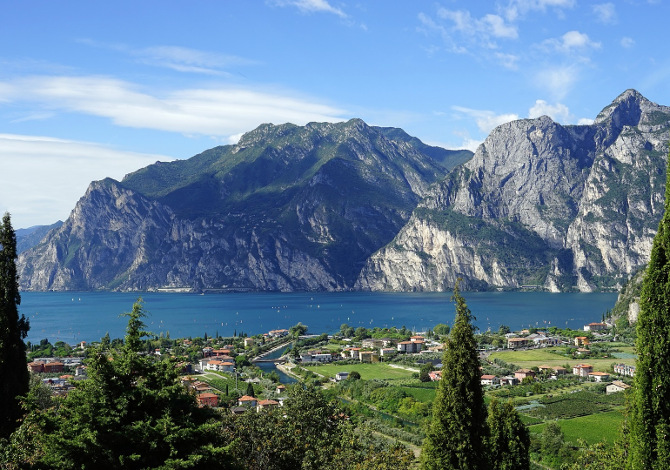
[357,90,670,292]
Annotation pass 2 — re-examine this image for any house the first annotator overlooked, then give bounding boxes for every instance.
[480,375,500,386]
[500,376,519,386]
[238,395,258,407]
[507,337,529,349]
[335,372,349,381]
[197,393,219,407]
[410,335,425,342]
[244,338,255,348]
[514,369,536,381]
[576,348,591,356]
[397,341,423,354]
[584,322,608,332]
[212,348,232,356]
[230,406,247,415]
[428,370,442,381]
[43,361,64,373]
[362,338,383,349]
[552,366,567,376]
[588,371,611,382]
[276,385,287,394]
[538,365,553,374]
[614,363,636,377]
[268,329,289,338]
[348,347,362,359]
[28,361,45,373]
[574,336,590,347]
[202,347,213,357]
[205,360,235,373]
[573,364,593,377]
[301,352,333,363]
[380,347,397,357]
[257,399,279,412]
[359,351,379,363]
[607,381,631,395]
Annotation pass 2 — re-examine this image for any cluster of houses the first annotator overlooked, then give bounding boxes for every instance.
[300,335,437,364]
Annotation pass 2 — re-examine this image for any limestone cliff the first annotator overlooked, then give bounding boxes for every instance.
[357,90,670,292]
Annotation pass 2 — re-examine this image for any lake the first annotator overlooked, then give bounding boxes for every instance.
[20,291,618,345]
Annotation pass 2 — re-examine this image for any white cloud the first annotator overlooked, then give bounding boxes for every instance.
[593,3,617,24]
[272,0,347,18]
[0,75,347,139]
[534,65,579,100]
[495,52,520,70]
[621,37,635,49]
[577,118,594,125]
[436,9,518,43]
[452,106,519,134]
[543,31,601,54]
[503,0,576,22]
[78,40,256,76]
[528,100,570,122]
[0,134,170,228]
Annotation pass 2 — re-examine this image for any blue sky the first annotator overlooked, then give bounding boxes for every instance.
[1,0,668,229]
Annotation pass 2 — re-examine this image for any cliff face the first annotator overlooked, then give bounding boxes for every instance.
[18,91,670,293]
[356,90,670,292]
[18,119,452,291]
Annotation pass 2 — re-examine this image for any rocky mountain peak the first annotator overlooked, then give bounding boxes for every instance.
[594,88,648,126]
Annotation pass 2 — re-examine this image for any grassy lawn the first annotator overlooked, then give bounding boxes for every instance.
[398,385,437,403]
[303,362,416,381]
[529,409,624,446]
[489,347,635,372]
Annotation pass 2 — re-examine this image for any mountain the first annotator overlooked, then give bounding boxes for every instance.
[18,90,670,293]
[356,90,670,292]
[16,222,63,254]
[18,119,451,291]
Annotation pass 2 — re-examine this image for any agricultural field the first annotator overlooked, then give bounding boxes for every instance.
[488,345,636,372]
[530,409,624,446]
[302,362,417,381]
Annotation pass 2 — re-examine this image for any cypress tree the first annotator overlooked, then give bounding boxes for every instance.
[421,281,489,469]
[487,398,530,470]
[0,212,30,438]
[629,162,670,469]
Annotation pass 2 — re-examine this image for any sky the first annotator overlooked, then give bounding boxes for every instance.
[1,0,669,229]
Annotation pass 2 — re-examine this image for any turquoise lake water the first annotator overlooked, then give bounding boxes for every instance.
[20,291,618,345]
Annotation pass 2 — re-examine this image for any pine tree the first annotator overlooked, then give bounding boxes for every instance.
[420,281,489,469]
[629,163,670,469]
[487,399,530,470]
[0,212,30,439]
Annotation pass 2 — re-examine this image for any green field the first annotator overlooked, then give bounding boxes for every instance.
[530,410,624,445]
[489,347,636,372]
[303,363,416,381]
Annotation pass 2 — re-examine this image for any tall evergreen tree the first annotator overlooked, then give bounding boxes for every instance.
[487,399,530,470]
[0,212,30,439]
[420,281,489,469]
[629,163,670,469]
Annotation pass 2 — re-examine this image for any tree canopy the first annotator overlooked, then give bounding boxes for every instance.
[0,212,30,439]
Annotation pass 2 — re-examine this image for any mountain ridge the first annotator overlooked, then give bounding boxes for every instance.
[18,90,670,293]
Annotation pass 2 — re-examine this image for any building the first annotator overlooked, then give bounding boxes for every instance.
[268,329,289,338]
[359,351,379,363]
[514,369,536,381]
[257,399,279,412]
[588,371,611,382]
[574,337,590,347]
[584,322,608,332]
[573,364,593,377]
[335,372,349,381]
[361,338,383,349]
[507,337,529,349]
[397,341,423,354]
[244,338,255,348]
[197,393,219,407]
[552,366,567,376]
[607,380,631,394]
[614,363,636,377]
[380,347,397,357]
[481,374,500,386]
[238,395,258,408]
[429,370,442,382]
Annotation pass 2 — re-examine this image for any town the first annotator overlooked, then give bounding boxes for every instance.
[24,315,636,468]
